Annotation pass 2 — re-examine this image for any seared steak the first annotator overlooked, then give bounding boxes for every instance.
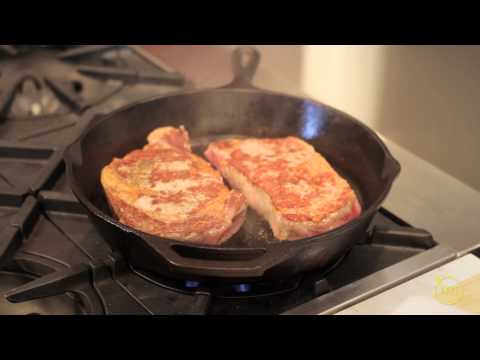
[205,137,361,241]
[101,127,247,245]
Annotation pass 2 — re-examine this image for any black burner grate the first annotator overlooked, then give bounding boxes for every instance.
[0,45,184,119]
[0,45,185,147]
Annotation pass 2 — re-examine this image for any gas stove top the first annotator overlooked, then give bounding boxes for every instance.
[0,45,440,315]
[0,45,186,146]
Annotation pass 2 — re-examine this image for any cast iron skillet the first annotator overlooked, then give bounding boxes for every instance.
[64,47,401,281]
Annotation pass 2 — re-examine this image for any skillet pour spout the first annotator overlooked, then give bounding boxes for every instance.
[64,47,401,281]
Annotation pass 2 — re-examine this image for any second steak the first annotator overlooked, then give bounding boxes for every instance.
[205,137,362,241]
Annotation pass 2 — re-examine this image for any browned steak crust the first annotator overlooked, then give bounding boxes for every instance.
[205,137,362,241]
[101,127,247,245]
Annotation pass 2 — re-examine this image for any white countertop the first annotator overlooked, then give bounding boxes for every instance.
[337,254,480,315]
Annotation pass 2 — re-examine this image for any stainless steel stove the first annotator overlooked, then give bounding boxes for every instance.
[0,45,476,315]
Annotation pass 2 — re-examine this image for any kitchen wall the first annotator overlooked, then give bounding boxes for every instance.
[240,45,480,192]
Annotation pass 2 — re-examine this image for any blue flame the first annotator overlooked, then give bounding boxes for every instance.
[233,284,251,293]
[185,280,200,289]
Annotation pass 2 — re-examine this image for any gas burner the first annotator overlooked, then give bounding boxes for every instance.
[133,267,303,300]
[0,45,184,120]
[131,247,351,301]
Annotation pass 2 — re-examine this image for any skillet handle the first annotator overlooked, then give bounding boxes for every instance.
[224,47,261,89]
[143,235,299,278]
